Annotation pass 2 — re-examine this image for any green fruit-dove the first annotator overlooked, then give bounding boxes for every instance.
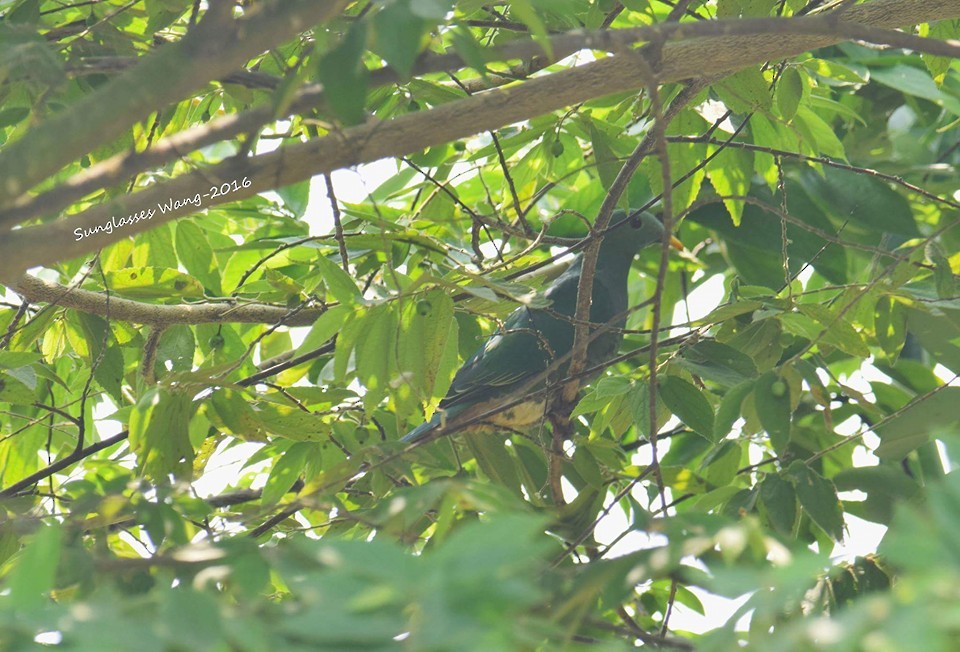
[401,210,679,443]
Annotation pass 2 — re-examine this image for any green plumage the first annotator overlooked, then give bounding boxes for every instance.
[402,210,665,443]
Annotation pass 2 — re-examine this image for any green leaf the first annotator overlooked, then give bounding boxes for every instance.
[256,403,329,442]
[317,22,369,125]
[0,351,41,369]
[929,246,957,300]
[0,23,63,88]
[449,25,489,74]
[723,318,783,371]
[508,0,553,58]
[573,375,632,417]
[315,254,361,304]
[798,304,869,357]
[105,267,205,300]
[808,94,867,126]
[277,179,311,218]
[155,325,196,375]
[787,461,844,541]
[159,588,225,650]
[295,304,354,356]
[133,224,180,269]
[0,370,36,404]
[870,64,942,102]
[398,289,456,406]
[697,301,762,326]
[655,111,708,211]
[715,66,772,113]
[633,380,671,439]
[717,0,776,17]
[706,146,753,226]
[676,340,758,388]
[410,0,453,19]
[802,58,866,85]
[208,388,268,441]
[174,221,218,292]
[551,486,604,542]
[797,167,918,237]
[920,20,959,84]
[129,386,197,479]
[700,440,741,487]
[688,180,848,287]
[905,308,960,375]
[0,362,35,390]
[753,370,791,452]
[794,105,846,159]
[760,474,797,536]
[371,0,427,79]
[775,66,803,122]
[94,344,125,403]
[658,376,715,441]
[834,465,921,525]
[355,303,398,411]
[7,523,61,610]
[464,433,522,496]
[261,442,311,507]
[714,380,754,441]
[876,387,960,461]
[572,447,604,490]
[0,107,28,129]
[588,121,623,200]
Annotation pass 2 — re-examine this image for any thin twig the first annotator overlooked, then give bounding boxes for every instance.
[0,300,28,349]
[324,173,351,273]
[642,64,674,517]
[0,432,129,497]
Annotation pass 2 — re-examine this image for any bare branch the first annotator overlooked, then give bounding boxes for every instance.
[324,174,350,273]
[10,274,325,326]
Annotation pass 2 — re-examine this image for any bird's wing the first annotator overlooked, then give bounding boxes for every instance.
[440,305,554,409]
[438,258,596,410]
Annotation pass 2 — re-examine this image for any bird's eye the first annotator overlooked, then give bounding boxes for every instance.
[628,216,642,229]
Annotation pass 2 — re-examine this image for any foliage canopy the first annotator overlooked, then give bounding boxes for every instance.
[0,0,959,649]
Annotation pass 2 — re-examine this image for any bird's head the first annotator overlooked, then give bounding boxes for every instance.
[598,209,683,262]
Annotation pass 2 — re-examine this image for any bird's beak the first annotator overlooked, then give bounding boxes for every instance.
[670,235,684,251]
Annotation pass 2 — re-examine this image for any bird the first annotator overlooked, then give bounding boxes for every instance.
[400,210,682,444]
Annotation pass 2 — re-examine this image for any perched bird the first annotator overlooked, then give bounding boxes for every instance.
[401,210,681,444]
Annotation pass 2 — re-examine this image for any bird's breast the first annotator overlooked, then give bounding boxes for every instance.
[478,398,547,429]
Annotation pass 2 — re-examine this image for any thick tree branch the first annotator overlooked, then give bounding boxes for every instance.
[64,56,284,89]
[11,274,324,326]
[1,0,958,281]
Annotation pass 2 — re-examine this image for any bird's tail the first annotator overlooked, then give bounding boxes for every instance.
[400,418,438,444]
[400,405,465,444]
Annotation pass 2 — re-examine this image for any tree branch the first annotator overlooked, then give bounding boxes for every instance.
[0,431,128,497]
[9,274,325,326]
